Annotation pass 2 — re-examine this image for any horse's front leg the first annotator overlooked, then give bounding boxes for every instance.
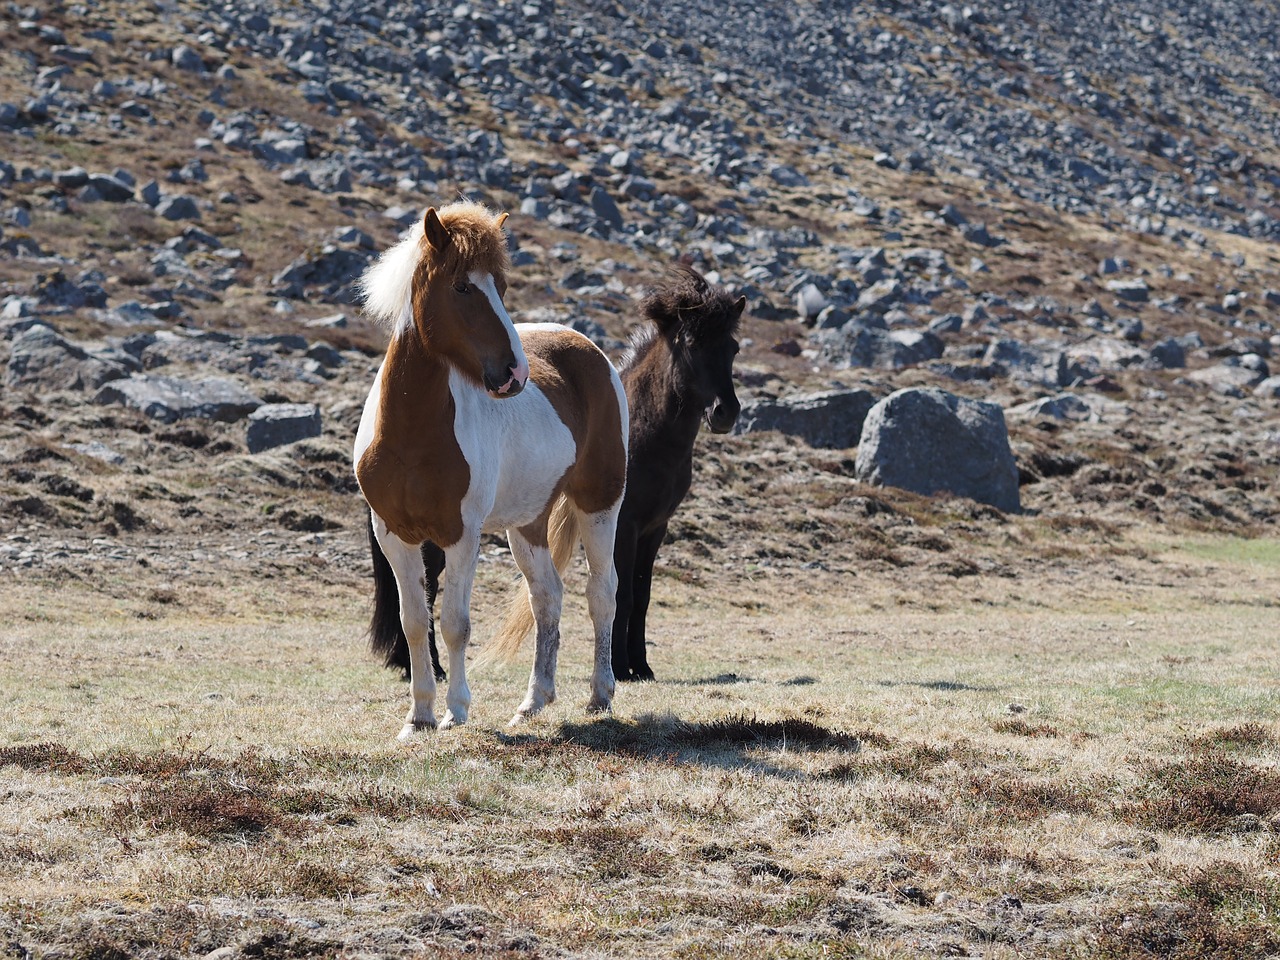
[507,525,563,724]
[437,533,480,729]
[577,507,620,714]
[371,517,438,738]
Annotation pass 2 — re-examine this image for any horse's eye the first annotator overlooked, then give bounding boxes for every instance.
[453,281,470,295]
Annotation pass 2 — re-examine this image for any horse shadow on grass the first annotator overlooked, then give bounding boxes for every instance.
[492,712,870,780]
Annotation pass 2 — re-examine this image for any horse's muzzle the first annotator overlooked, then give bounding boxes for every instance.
[706,399,740,434]
[484,362,527,399]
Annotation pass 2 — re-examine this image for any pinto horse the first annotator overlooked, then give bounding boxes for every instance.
[373,266,742,684]
[354,201,627,736]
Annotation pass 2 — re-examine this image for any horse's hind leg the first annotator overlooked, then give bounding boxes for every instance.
[610,524,638,682]
[507,526,563,725]
[576,506,620,713]
[422,541,446,681]
[627,524,666,683]
[370,515,438,738]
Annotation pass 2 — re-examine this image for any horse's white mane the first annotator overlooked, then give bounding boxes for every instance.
[359,220,423,336]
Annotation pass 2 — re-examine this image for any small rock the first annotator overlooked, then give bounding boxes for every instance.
[86,173,134,202]
[246,403,322,453]
[795,283,830,321]
[1252,375,1280,399]
[171,45,206,72]
[588,186,623,231]
[1106,278,1149,303]
[155,195,201,221]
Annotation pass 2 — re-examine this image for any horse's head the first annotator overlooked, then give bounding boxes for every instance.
[643,266,745,434]
[363,201,528,398]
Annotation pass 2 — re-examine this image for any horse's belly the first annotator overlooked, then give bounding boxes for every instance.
[485,427,575,532]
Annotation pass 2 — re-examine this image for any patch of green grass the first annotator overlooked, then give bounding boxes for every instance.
[1177,537,1280,567]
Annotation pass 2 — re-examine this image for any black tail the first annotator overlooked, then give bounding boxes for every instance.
[366,511,446,680]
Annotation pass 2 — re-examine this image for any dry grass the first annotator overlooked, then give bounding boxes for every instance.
[1,530,1278,958]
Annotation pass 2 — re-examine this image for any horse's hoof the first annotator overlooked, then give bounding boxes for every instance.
[397,719,436,740]
[633,667,656,683]
[439,710,467,730]
[585,697,613,715]
[615,670,637,683]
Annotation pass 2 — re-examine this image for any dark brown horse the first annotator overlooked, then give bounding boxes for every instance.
[610,266,743,680]
[369,265,742,684]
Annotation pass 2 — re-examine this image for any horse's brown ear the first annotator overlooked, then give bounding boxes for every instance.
[495,211,510,229]
[423,207,450,252]
[733,295,747,317]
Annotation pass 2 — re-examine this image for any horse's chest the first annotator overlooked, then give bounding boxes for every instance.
[354,364,471,546]
[450,373,577,531]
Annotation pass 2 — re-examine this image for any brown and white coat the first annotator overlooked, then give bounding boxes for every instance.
[353,202,627,734]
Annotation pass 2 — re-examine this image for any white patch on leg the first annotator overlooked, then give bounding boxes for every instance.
[437,535,480,729]
[507,528,562,724]
[370,513,439,737]
[576,506,621,714]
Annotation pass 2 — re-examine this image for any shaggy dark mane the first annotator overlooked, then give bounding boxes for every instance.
[640,265,742,345]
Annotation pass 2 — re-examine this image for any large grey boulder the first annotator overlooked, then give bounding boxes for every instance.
[94,375,262,422]
[855,388,1020,513]
[734,389,877,449]
[815,324,944,369]
[246,403,322,452]
[1186,355,1270,397]
[5,324,129,391]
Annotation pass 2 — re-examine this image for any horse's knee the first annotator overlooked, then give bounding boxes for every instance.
[527,582,563,623]
[439,608,471,647]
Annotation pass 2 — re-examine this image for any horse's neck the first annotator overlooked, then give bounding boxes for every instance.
[377,332,455,456]
[627,343,704,446]
[360,331,471,546]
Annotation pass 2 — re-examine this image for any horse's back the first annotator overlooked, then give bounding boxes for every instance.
[518,323,627,514]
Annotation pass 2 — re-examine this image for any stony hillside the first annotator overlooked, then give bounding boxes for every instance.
[1,0,1278,583]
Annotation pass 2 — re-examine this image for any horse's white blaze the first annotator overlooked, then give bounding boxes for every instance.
[447,366,576,534]
[471,270,529,385]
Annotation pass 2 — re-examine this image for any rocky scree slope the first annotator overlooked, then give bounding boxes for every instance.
[0,0,1278,578]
